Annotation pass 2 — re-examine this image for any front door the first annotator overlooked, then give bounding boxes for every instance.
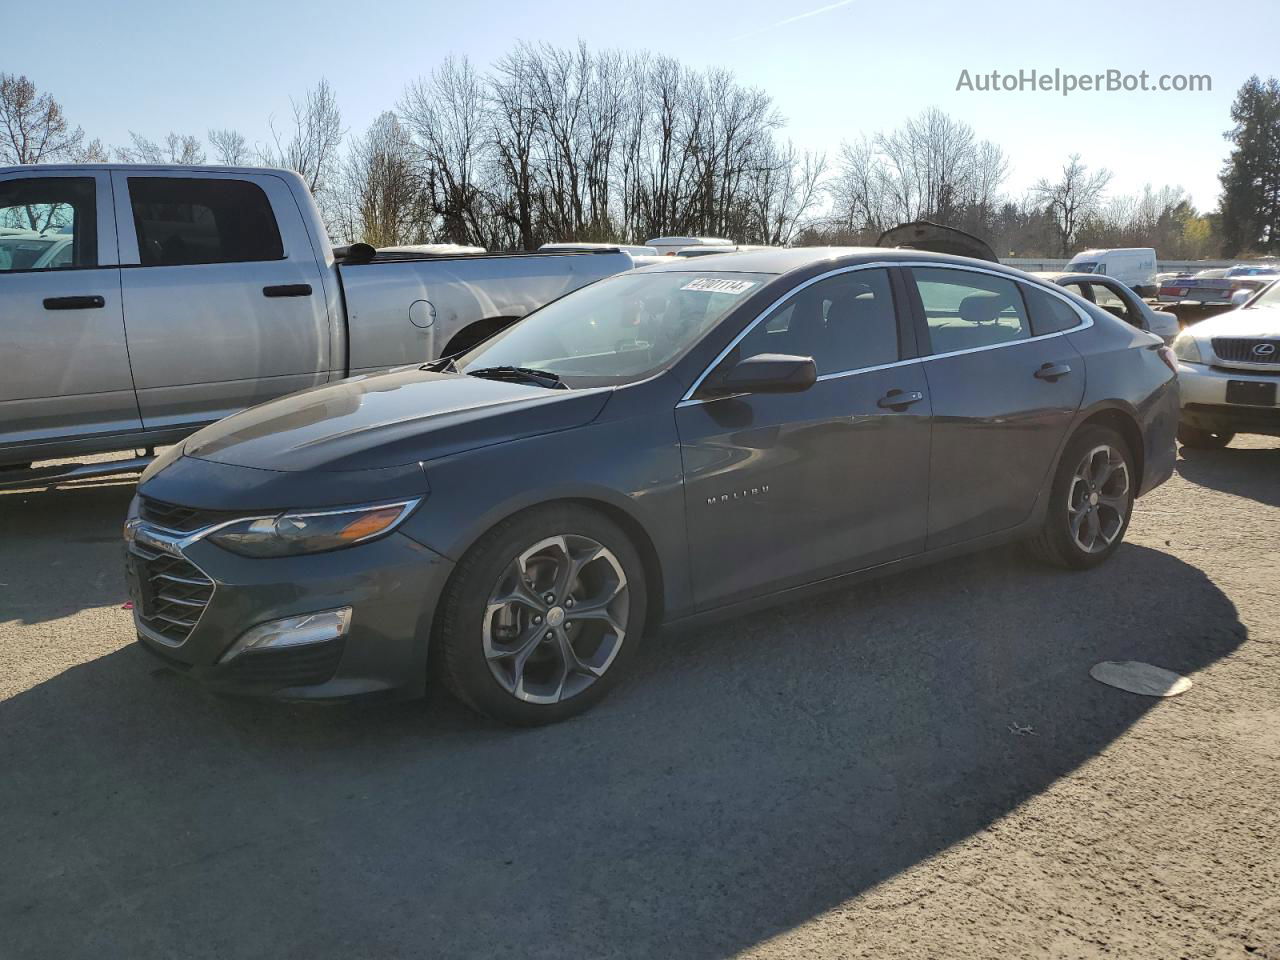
[0,171,138,457]
[903,265,1085,550]
[676,267,932,609]
[113,171,330,430]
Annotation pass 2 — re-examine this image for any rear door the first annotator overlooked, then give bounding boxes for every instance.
[0,170,138,456]
[676,267,932,608]
[113,171,330,430]
[904,265,1085,550]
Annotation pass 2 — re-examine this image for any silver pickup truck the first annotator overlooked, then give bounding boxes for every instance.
[0,164,633,483]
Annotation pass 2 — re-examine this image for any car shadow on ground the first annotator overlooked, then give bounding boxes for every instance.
[1176,440,1280,507]
[0,520,1245,958]
[0,480,136,625]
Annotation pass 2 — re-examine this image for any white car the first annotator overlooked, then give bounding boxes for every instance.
[1170,280,1280,447]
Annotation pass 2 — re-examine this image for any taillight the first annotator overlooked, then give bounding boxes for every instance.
[1158,346,1178,374]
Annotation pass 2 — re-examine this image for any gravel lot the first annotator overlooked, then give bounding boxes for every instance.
[1,438,1277,959]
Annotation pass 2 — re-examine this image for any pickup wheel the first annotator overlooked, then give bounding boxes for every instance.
[434,504,647,726]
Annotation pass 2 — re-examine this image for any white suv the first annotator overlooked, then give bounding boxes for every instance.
[1171,281,1280,447]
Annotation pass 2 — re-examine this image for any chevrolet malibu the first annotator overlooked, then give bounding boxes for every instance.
[124,248,1179,725]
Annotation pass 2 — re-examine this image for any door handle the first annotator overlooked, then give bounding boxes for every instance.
[877,389,926,410]
[1034,362,1072,381]
[43,295,105,310]
[262,284,313,298]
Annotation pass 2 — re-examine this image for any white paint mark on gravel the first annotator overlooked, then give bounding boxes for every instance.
[1090,660,1193,697]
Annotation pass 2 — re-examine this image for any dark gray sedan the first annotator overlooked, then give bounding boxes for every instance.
[124,248,1180,724]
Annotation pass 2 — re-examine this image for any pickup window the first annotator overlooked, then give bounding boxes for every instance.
[128,177,283,267]
[0,177,96,272]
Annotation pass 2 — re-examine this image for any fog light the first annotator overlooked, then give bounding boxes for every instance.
[219,607,352,664]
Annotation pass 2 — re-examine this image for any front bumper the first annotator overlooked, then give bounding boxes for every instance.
[126,523,454,701]
[1176,362,1280,437]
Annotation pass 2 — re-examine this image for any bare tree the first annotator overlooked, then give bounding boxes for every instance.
[73,138,110,163]
[1032,154,1112,255]
[261,79,344,200]
[335,112,425,246]
[208,128,249,165]
[116,131,206,164]
[400,57,495,246]
[0,73,84,164]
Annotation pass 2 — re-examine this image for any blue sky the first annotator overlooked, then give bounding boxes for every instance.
[8,0,1273,211]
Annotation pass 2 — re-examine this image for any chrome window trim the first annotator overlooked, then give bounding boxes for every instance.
[677,260,1093,406]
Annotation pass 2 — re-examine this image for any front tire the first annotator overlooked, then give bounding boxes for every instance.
[1177,424,1234,450]
[434,504,647,726]
[1027,425,1135,570]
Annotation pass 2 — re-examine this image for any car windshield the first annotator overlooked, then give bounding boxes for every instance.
[1246,280,1280,308]
[1070,261,1098,273]
[456,270,772,387]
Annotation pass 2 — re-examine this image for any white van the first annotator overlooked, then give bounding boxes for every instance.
[1066,248,1157,298]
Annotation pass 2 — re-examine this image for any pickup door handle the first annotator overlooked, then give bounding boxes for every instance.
[262,283,313,298]
[877,389,926,410]
[1034,362,1072,381]
[43,295,105,310]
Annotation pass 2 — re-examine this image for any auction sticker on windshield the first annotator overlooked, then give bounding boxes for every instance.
[681,278,758,295]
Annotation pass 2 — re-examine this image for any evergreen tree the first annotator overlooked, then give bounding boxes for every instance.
[1219,75,1280,256]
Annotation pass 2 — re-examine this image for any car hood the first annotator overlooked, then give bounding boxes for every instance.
[1185,304,1280,339]
[183,369,612,472]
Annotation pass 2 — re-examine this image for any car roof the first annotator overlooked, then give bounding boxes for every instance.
[636,245,1041,281]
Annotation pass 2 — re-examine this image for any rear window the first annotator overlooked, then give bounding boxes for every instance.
[128,177,283,266]
[1023,284,1083,335]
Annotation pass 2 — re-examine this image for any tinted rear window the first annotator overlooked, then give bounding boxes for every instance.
[129,177,283,266]
[1024,285,1083,335]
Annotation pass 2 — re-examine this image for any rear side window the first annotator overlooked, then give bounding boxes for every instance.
[911,267,1029,354]
[128,177,283,266]
[0,177,97,271]
[1024,284,1083,335]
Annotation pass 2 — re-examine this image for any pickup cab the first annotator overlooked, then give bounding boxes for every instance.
[0,164,634,482]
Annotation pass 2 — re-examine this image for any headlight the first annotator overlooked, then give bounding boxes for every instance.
[1171,333,1203,364]
[206,499,420,558]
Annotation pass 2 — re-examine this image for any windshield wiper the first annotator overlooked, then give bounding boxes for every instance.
[464,366,568,389]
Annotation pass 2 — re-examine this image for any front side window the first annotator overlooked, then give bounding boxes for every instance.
[911,267,1029,354]
[458,271,773,387]
[0,177,96,272]
[128,177,283,266]
[735,269,900,376]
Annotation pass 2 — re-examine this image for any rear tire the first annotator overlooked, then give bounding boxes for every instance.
[1177,424,1234,450]
[1026,425,1135,570]
[434,504,647,726]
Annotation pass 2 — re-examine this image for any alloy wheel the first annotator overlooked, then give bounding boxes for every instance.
[1068,444,1130,554]
[482,534,629,704]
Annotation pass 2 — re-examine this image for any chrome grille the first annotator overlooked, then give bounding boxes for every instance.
[130,542,214,644]
[138,497,242,534]
[1211,338,1280,366]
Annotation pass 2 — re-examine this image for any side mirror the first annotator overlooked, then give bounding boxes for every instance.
[705,352,817,396]
[1230,289,1252,307]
